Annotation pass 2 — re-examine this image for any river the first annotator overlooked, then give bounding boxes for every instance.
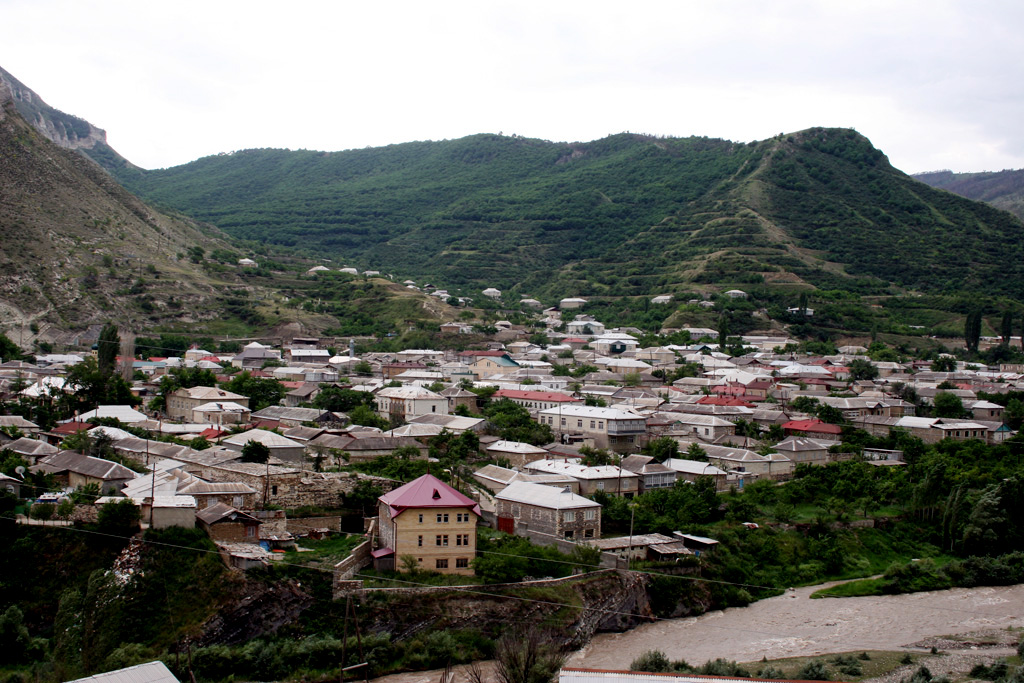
[567,582,1024,669]
[369,582,1024,682]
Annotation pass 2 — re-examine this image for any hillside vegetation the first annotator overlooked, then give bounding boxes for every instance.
[915,168,1024,222]
[103,129,1024,301]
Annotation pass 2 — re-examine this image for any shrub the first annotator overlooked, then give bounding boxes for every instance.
[631,650,671,673]
[796,660,830,680]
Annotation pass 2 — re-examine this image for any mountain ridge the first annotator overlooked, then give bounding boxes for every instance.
[99,128,1024,301]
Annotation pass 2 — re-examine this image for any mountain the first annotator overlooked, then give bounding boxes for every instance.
[101,129,1024,301]
[0,66,135,172]
[914,169,1024,222]
[0,73,240,342]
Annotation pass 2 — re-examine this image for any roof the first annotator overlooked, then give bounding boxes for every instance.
[525,460,639,481]
[196,502,260,525]
[494,389,580,403]
[486,440,549,455]
[378,473,481,518]
[537,405,644,420]
[496,481,599,509]
[36,452,136,480]
[222,429,303,449]
[782,419,843,435]
[176,386,246,401]
[75,405,149,423]
[67,661,179,683]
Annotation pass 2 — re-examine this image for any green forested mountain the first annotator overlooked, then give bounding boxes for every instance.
[102,128,1024,300]
[914,168,1024,222]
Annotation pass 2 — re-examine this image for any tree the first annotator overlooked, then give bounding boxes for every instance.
[493,626,566,683]
[848,358,879,381]
[344,479,384,516]
[933,392,966,419]
[240,440,270,464]
[631,650,671,673]
[930,356,956,372]
[97,323,120,377]
[0,332,22,363]
[684,443,708,461]
[349,404,389,429]
[964,310,982,354]
[643,436,679,462]
[222,372,286,411]
[313,386,376,412]
[1002,311,1014,345]
[97,499,141,536]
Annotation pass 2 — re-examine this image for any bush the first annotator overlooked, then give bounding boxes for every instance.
[29,502,55,521]
[631,650,671,673]
[796,660,830,680]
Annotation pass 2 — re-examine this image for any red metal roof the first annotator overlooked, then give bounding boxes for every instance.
[696,396,755,407]
[782,419,842,434]
[494,389,581,403]
[53,422,90,435]
[379,474,481,518]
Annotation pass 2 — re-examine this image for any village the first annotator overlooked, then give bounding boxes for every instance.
[0,293,1018,589]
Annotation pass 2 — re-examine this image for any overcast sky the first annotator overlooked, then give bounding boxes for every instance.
[3,0,1022,173]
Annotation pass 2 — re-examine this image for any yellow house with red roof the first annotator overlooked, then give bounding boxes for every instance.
[376,473,481,575]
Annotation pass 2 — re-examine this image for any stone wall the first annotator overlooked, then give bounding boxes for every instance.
[332,540,374,597]
[286,515,343,534]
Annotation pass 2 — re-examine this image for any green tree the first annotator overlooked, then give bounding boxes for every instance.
[643,436,679,462]
[349,404,390,429]
[313,386,376,412]
[684,443,708,461]
[848,358,879,381]
[97,323,120,377]
[933,392,966,419]
[222,372,286,411]
[240,440,270,463]
[97,499,141,536]
[930,356,956,372]
[1001,310,1014,345]
[343,479,384,516]
[0,332,23,362]
[631,650,671,673]
[964,310,982,354]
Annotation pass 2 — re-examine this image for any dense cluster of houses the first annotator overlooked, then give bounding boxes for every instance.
[1,316,1020,573]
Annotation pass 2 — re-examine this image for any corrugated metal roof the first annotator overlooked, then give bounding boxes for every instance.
[67,660,179,683]
[496,481,596,510]
[379,473,480,517]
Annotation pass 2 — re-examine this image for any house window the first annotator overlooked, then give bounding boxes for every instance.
[419,514,423,523]
[437,513,449,523]
[431,405,436,413]
[246,526,255,537]
[564,530,574,539]
[271,485,278,495]
[456,534,470,546]
[590,420,595,428]
[597,482,605,491]
[456,558,469,568]
[561,418,566,426]
[584,529,594,538]
[598,422,604,429]
[436,559,448,569]
[577,420,583,428]
[584,509,596,520]
[436,535,449,546]
[418,535,423,547]
[563,511,576,522]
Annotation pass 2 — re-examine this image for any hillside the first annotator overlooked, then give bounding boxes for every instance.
[914,168,1024,222]
[103,129,1024,301]
[0,76,249,342]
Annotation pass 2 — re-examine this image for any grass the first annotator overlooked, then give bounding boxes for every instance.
[282,533,364,565]
[740,650,922,681]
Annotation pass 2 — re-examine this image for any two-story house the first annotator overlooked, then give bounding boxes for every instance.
[536,405,647,452]
[376,474,481,575]
[495,481,601,540]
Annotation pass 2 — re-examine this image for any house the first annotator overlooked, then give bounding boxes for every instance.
[586,532,691,561]
[375,386,448,420]
[668,414,737,441]
[485,440,550,468]
[493,389,581,412]
[250,406,337,426]
[781,419,843,441]
[221,429,306,462]
[2,436,59,463]
[166,386,250,421]
[196,502,261,543]
[560,297,587,309]
[537,405,647,453]
[523,459,639,497]
[619,455,677,492]
[191,401,252,426]
[472,464,579,494]
[773,436,832,465]
[564,319,606,336]
[376,473,481,575]
[663,458,729,491]
[463,352,520,379]
[33,452,136,494]
[495,481,601,540]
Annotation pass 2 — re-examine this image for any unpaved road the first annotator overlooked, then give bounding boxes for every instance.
[567,582,1024,669]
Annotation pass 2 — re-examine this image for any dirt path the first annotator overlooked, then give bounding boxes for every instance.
[567,582,1024,670]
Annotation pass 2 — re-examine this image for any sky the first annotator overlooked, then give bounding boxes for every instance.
[3,0,1022,173]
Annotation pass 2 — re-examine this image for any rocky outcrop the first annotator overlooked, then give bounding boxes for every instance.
[194,578,314,647]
